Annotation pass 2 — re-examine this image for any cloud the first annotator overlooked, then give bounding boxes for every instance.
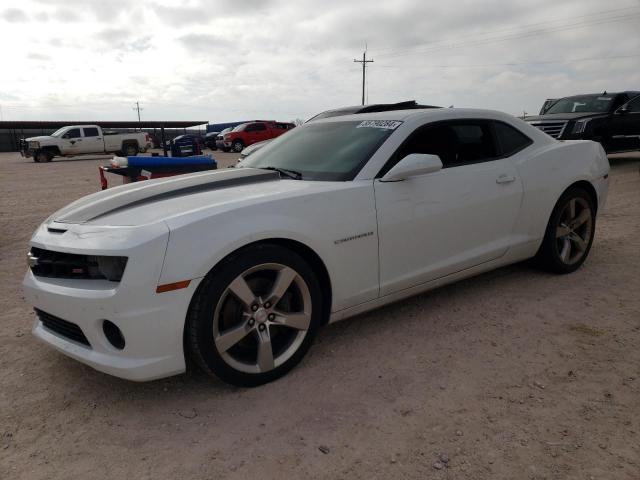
[95,28,153,52]
[2,0,639,122]
[1,8,28,22]
[27,52,51,61]
[178,33,233,52]
[153,0,275,24]
[50,8,81,22]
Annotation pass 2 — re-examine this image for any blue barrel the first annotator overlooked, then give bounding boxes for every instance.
[126,155,216,168]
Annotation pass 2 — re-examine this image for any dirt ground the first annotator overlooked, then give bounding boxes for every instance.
[0,150,639,480]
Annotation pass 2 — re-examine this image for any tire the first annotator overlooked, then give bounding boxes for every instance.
[534,186,596,274]
[34,150,52,163]
[187,244,323,387]
[222,147,231,153]
[123,143,138,156]
[232,140,244,153]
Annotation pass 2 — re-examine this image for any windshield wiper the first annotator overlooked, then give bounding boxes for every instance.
[261,166,303,180]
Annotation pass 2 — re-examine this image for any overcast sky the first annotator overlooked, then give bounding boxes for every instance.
[1,0,639,124]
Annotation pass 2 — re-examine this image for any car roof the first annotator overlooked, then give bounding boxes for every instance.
[558,91,640,99]
[308,100,441,122]
[313,108,539,132]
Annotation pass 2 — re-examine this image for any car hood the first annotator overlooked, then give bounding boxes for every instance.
[525,112,608,122]
[48,168,336,227]
[240,139,272,157]
[25,136,54,142]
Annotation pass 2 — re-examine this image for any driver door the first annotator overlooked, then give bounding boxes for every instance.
[374,120,524,296]
[610,95,640,152]
[60,127,83,155]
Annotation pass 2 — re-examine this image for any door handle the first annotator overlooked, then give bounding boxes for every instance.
[496,174,516,184]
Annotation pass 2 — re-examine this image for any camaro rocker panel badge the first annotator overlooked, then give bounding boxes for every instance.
[334,231,374,245]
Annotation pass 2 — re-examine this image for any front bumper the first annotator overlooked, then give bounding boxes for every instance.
[22,221,199,381]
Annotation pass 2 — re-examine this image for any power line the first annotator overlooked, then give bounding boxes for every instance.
[354,49,374,105]
[373,53,640,70]
[375,11,640,59]
[371,5,640,55]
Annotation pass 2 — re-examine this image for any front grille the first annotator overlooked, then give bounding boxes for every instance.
[527,120,568,139]
[35,309,91,347]
[29,247,127,281]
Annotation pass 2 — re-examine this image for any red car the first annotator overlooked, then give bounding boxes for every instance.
[223,121,295,152]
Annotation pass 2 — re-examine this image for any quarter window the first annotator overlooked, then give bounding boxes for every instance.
[83,127,99,137]
[493,122,532,156]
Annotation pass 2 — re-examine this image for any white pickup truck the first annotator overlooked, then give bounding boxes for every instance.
[21,125,152,162]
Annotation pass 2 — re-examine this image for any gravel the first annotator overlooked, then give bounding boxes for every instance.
[1,151,639,479]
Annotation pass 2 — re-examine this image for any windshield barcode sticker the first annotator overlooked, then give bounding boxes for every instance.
[357,120,403,130]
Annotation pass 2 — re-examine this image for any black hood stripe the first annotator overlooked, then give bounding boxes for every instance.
[55,168,280,223]
[93,171,279,220]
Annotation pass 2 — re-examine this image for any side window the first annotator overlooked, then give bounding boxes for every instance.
[625,96,640,113]
[62,128,81,139]
[493,122,532,156]
[395,122,497,169]
[83,127,99,137]
[253,123,267,131]
[245,124,257,132]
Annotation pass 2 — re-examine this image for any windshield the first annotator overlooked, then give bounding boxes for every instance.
[545,95,614,114]
[232,124,247,132]
[240,120,399,181]
[51,127,68,137]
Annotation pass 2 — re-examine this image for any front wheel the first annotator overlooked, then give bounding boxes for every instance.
[34,150,52,163]
[535,187,596,274]
[187,244,323,387]
[232,140,244,152]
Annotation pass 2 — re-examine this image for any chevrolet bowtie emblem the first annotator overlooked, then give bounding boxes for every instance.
[27,252,39,268]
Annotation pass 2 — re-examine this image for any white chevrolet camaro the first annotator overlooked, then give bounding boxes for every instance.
[23,108,609,386]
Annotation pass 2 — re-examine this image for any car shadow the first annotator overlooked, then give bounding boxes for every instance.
[41,260,551,401]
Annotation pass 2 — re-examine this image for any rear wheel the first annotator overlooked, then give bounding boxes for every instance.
[535,187,596,273]
[187,244,323,387]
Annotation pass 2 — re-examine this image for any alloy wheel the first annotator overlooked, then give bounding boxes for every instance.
[555,197,593,265]
[212,263,312,374]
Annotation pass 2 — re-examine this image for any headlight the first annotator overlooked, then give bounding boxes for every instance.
[29,141,40,149]
[572,119,590,135]
[88,255,128,281]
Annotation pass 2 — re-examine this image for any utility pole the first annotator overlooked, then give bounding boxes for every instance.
[354,49,373,105]
[132,101,143,122]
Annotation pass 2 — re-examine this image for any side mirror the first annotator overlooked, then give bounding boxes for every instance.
[380,153,443,182]
[617,106,629,115]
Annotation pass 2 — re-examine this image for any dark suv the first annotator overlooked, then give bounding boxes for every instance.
[525,91,640,153]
